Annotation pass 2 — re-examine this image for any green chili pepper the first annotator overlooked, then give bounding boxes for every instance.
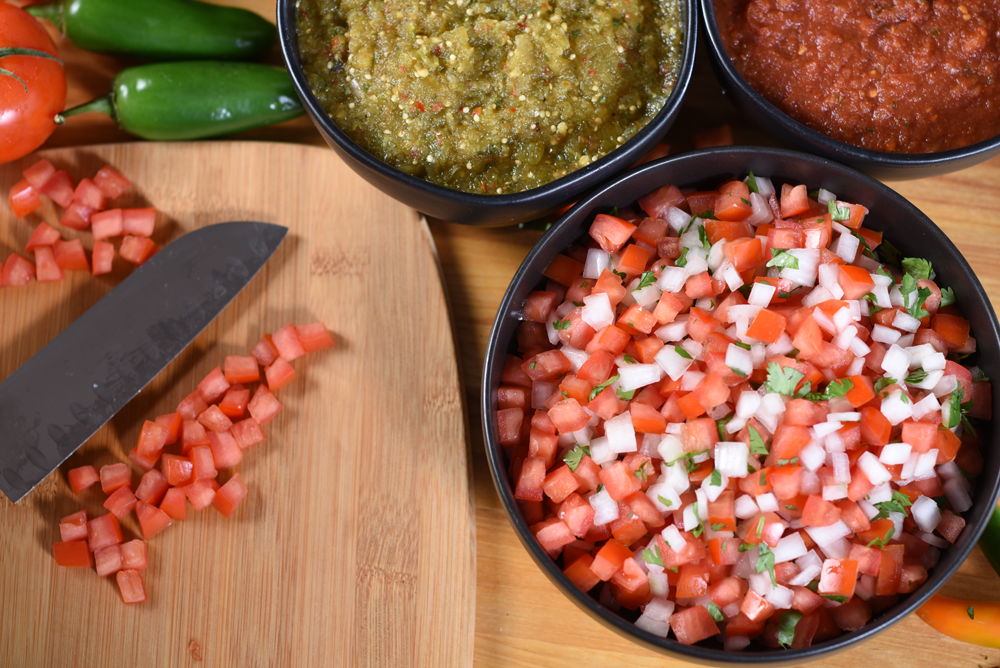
[55,62,304,141]
[980,503,1000,579]
[28,0,275,61]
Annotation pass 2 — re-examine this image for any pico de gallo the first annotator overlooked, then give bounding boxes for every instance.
[496,172,990,650]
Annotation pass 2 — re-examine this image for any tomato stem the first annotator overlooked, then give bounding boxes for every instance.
[25,2,65,31]
[55,94,115,125]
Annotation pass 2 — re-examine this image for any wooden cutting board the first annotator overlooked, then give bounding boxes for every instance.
[0,142,475,667]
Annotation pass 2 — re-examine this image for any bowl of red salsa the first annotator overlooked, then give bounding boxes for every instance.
[482,145,1000,662]
[699,0,1000,181]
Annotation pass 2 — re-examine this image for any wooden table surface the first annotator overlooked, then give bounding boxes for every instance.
[26,0,1000,665]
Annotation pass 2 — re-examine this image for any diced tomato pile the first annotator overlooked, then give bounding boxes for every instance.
[4,159,160,286]
[53,323,335,603]
[497,172,989,650]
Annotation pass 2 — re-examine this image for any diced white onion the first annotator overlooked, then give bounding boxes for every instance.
[647,570,670,598]
[932,374,959,398]
[766,332,795,358]
[560,345,589,373]
[773,532,808,564]
[656,266,688,293]
[834,231,860,263]
[755,393,787,433]
[647,481,681,512]
[803,286,835,309]
[654,345,694,381]
[715,441,750,479]
[583,247,609,279]
[912,495,943,533]
[748,572,773,597]
[680,370,706,392]
[858,451,893,485]
[866,483,893,505]
[879,442,912,465]
[735,494,760,519]
[722,264,744,291]
[944,476,973,513]
[915,450,939,479]
[822,536,852,559]
[756,492,779,512]
[832,325,857,351]
[822,484,848,501]
[871,324,901,345]
[780,248,820,288]
[748,281,776,307]
[881,344,912,380]
[805,520,851,547]
[654,318,688,343]
[832,452,851,484]
[589,488,619,525]
[661,524,688,553]
[745,192,774,227]
[589,436,616,465]
[799,441,827,472]
[605,411,637,454]
[666,206,690,233]
[892,310,922,333]
[766,584,794,610]
[581,292,615,330]
[632,284,662,310]
[918,531,949,549]
[618,363,664,392]
[726,343,753,378]
[880,389,914,425]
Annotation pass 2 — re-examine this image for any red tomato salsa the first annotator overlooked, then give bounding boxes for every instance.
[497,172,988,650]
[713,0,1000,154]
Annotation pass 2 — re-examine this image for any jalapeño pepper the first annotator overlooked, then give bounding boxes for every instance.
[28,0,275,61]
[55,62,303,141]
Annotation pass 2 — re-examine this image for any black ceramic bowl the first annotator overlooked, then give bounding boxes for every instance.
[698,0,1000,181]
[482,146,1000,664]
[277,0,697,226]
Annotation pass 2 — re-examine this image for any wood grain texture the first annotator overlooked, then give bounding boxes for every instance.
[20,0,1000,664]
[0,142,475,668]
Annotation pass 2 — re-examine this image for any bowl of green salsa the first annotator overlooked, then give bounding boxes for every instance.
[278,0,696,226]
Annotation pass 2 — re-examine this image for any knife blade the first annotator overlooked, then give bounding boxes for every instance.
[0,221,287,503]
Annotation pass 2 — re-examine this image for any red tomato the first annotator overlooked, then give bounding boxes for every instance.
[0,5,66,163]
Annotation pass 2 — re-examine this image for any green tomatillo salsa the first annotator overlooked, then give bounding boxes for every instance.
[296,0,683,194]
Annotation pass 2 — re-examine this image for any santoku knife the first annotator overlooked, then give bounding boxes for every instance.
[0,221,287,503]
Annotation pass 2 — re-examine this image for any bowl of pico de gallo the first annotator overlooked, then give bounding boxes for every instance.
[482,145,1000,663]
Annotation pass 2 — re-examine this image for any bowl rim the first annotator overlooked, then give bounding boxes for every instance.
[696,0,1000,169]
[276,0,699,210]
[481,144,1000,665]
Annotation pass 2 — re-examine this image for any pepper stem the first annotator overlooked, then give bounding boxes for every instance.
[26,3,66,32]
[55,94,115,125]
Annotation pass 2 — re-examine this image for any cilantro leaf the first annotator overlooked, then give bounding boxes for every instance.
[805,378,855,402]
[674,345,693,360]
[707,602,725,623]
[633,467,648,483]
[642,544,664,567]
[617,386,636,401]
[563,445,590,471]
[711,522,727,531]
[734,341,752,350]
[872,490,913,521]
[822,594,849,604]
[827,199,850,222]
[716,415,734,441]
[945,387,963,429]
[905,368,928,385]
[748,426,769,456]
[657,495,673,507]
[698,225,711,251]
[880,239,901,265]
[902,257,933,281]
[738,542,754,552]
[866,526,894,549]
[636,270,657,291]
[756,516,765,538]
[730,366,747,379]
[552,319,571,330]
[746,170,759,194]
[940,286,956,307]
[968,605,975,620]
[711,469,722,487]
[623,354,637,364]
[766,248,799,270]
[876,265,894,280]
[765,362,808,397]
[698,211,719,221]
[690,501,704,538]
[757,543,777,585]
[874,377,896,392]
[777,610,803,649]
[589,374,620,401]
[675,246,689,268]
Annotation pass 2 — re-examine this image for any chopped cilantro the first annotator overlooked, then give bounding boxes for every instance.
[612,268,628,282]
[756,516,765,538]
[940,286,956,307]
[880,239,901,265]
[827,199,850,222]
[676,246,690,268]
[968,605,975,620]
[552,319,571,330]
[633,467,648,483]
[588,374,620,401]
[748,426,769,456]
[766,248,799,270]
[529,362,536,370]
[636,270,657,290]
[596,484,604,493]
[734,341,752,350]
[902,257,932,281]
[698,225,711,251]
[741,197,751,205]
[623,354,637,364]
[616,386,636,401]
[580,280,589,288]
[563,445,590,471]
[823,594,848,604]
[642,544,664,568]
[946,387,963,429]
[765,362,809,397]
[866,526,894,549]
[716,415,734,441]
[777,458,799,466]
[747,170,759,194]
[757,543,776,585]
[905,369,928,384]
[707,602,725,622]
[698,211,719,221]
[730,367,747,379]
[777,610,803,649]
[805,378,854,402]
[572,301,584,307]
[674,345,693,360]
[711,522,727,531]
[738,542,755,552]
[872,490,913,521]
[657,495,673,508]
[874,377,896,392]
[711,469,722,487]
[760,471,767,486]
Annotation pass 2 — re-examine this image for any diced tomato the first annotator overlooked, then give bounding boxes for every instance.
[119,235,159,265]
[248,384,283,424]
[251,334,281,367]
[95,544,123,577]
[136,419,170,459]
[33,246,64,283]
[91,208,124,240]
[25,221,61,251]
[92,241,114,276]
[801,495,841,527]
[213,473,249,518]
[23,158,56,190]
[39,170,75,207]
[264,357,296,391]
[135,500,173,539]
[2,253,35,286]
[590,214,637,253]
[120,540,148,570]
[52,239,88,272]
[121,207,156,236]
[564,553,601,592]
[59,201,94,230]
[181,419,211,455]
[9,179,41,217]
[53,541,93,567]
[185,478,220,511]
[135,469,170,506]
[295,322,335,352]
[670,606,720,645]
[87,513,124,552]
[590,539,634,581]
[104,485,138,519]
[93,165,131,199]
[67,465,100,494]
[218,384,250,420]
[59,510,89,542]
[100,463,131,494]
[116,570,147,604]
[160,487,188,521]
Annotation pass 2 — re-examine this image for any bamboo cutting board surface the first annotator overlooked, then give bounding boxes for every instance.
[0,142,475,667]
